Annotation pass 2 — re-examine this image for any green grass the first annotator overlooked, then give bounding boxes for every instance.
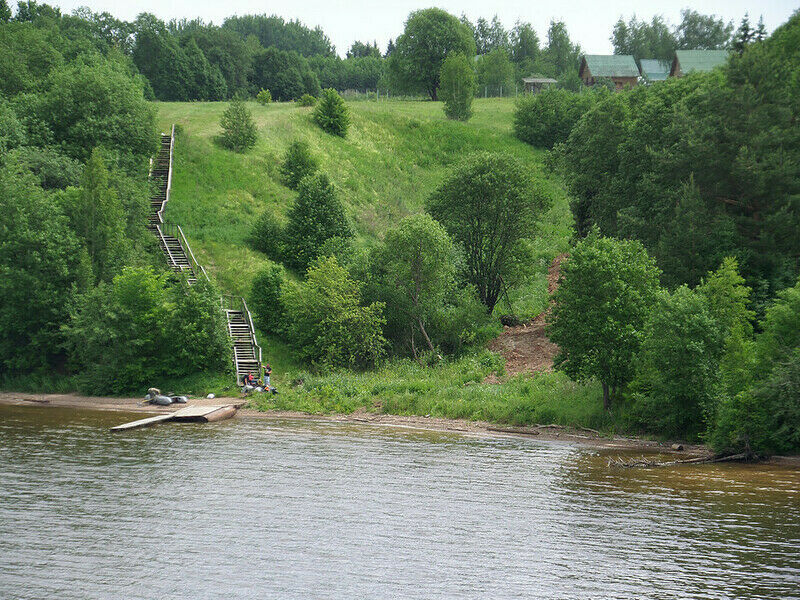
[253,350,614,433]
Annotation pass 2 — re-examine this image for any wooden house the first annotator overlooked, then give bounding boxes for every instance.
[522,77,557,93]
[579,55,639,90]
[639,59,670,82]
[670,50,729,77]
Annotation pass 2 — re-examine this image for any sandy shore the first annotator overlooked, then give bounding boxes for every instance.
[0,390,715,455]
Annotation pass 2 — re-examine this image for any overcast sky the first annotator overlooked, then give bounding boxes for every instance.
[48,0,798,56]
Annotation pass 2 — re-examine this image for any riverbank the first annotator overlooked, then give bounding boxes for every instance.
[0,391,705,454]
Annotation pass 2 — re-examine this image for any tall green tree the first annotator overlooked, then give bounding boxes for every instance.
[675,9,733,49]
[439,53,476,121]
[387,8,475,100]
[427,152,552,312]
[62,149,131,283]
[284,173,351,270]
[548,232,661,410]
[312,88,349,136]
[0,167,90,372]
[476,47,514,95]
[371,214,457,356]
[611,15,676,62]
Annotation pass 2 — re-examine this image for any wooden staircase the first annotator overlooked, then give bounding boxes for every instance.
[223,296,263,385]
[148,125,263,385]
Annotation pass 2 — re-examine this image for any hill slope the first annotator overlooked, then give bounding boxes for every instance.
[155,98,572,310]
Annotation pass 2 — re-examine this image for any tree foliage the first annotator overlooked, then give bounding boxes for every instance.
[284,173,351,270]
[513,87,600,149]
[283,256,387,369]
[387,8,475,100]
[218,98,257,152]
[312,88,349,136]
[548,232,661,410]
[279,140,318,189]
[427,152,552,312]
[439,53,475,121]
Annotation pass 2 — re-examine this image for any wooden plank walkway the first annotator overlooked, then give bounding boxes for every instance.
[111,405,237,432]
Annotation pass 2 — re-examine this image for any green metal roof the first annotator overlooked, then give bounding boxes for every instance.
[639,59,670,81]
[581,55,639,78]
[673,50,729,74]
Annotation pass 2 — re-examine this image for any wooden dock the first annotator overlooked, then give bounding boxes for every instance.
[111,404,238,432]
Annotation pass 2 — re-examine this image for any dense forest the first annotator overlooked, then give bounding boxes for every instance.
[1,1,798,457]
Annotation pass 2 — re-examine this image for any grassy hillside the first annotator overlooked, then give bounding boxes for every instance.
[155,98,571,308]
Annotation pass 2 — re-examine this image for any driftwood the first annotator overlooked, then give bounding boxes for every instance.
[608,453,750,468]
[486,426,540,436]
[19,397,50,404]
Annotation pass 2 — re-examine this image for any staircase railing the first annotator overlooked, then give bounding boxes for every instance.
[154,223,180,271]
[221,294,263,367]
[156,124,175,226]
[161,222,209,282]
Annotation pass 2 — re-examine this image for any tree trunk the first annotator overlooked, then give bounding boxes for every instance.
[602,382,611,411]
[418,318,435,353]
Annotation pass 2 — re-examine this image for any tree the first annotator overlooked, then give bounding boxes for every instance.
[611,15,676,63]
[251,46,318,101]
[548,232,661,410]
[427,152,552,312]
[256,88,272,104]
[0,0,11,23]
[312,88,349,136]
[387,8,475,100]
[0,167,90,372]
[542,20,581,77]
[61,149,131,283]
[510,20,539,64]
[733,13,753,54]
[631,286,723,439]
[347,40,380,59]
[218,98,257,152]
[249,264,287,334]
[439,53,476,121]
[675,9,733,49]
[372,214,457,356]
[513,87,599,149]
[279,140,318,189]
[284,173,351,270]
[283,256,387,369]
[476,47,514,95]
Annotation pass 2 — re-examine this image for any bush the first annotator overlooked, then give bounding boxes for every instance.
[249,264,287,335]
[513,88,599,149]
[283,256,387,369]
[279,140,318,190]
[313,88,349,137]
[284,173,352,270]
[66,267,230,394]
[256,88,272,105]
[246,209,285,262]
[218,98,257,152]
[297,93,316,107]
[439,53,476,121]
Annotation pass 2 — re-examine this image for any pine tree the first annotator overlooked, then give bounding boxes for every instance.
[733,14,753,54]
[0,0,11,23]
[218,98,257,152]
[754,16,767,42]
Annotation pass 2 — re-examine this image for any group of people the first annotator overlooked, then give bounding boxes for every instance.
[242,364,276,395]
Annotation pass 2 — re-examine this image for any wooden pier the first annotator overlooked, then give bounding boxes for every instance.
[111,404,238,432]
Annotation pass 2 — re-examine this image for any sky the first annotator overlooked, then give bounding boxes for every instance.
[47,0,798,56]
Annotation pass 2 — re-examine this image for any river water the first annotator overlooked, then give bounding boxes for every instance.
[0,404,798,599]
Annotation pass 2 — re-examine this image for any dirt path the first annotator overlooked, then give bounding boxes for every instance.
[489,253,566,376]
[0,391,707,455]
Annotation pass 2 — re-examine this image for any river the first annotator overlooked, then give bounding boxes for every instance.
[0,404,798,599]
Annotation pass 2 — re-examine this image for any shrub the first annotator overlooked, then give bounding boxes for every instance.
[249,264,287,335]
[439,53,476,121]
[256,88,272,105]
[283,256,387,369]
[284,173,352,270]
[247,210,285,262]
[218,98,257,152]
[313,88,349,137]
[279,140,318,190]
[513,88,599,149]
[297,93,316,107]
